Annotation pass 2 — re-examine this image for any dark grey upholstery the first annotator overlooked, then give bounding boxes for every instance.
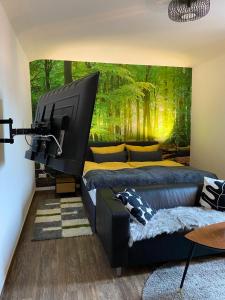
[133,184,202,210]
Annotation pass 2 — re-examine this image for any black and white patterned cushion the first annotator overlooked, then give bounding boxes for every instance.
[200,177,225,211]
[116,188,155,225]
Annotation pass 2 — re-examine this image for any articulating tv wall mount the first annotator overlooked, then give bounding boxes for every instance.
[0,118,50,144]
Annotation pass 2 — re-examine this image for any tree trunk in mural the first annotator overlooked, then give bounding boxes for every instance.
[124,101,127,140]
[64,61,73,84]
[44,60,53,90]
[136,99,140,140]
[151,83,157,139]
[115,103,121,139]
[126,100,132,139]
[142,66,151,140]
[163,69,169,130]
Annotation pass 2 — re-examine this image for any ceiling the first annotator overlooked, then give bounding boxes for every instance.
[1,0,225,67]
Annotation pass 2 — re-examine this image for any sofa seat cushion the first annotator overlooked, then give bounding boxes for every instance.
[129,206,225,247]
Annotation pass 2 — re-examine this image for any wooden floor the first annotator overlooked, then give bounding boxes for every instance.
[0,191,151,300]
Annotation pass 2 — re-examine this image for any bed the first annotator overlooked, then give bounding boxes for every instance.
[81,141,216,232]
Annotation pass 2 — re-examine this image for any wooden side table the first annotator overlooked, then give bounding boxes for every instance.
[180,222,225,289]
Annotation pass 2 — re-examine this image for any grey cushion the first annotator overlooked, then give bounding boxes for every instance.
[129,150,162,162]
[93,151,127,163]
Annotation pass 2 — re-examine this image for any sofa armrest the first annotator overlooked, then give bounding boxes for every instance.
[96,188,130,268]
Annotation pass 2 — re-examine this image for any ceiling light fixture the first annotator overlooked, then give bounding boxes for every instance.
[168,0,210,22]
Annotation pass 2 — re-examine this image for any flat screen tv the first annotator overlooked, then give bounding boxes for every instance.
[25,72,99,177]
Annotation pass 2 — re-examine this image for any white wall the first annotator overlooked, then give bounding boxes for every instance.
[0,3,35,294]
[191,53,225,178]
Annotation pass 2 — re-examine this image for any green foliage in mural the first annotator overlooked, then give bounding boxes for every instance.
[30,60,192,147]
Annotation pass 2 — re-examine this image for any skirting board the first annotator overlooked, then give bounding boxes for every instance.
[0,187,35,296]
[35,186,55,191]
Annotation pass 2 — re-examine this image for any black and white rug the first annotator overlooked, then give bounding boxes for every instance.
[32,197,92,241]
[142,257,225,300]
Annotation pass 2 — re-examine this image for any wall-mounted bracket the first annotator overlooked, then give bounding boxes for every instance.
[0,118,14,143]
[0,118,50,144]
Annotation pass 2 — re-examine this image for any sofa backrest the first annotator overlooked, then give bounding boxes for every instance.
[133,184,203,210]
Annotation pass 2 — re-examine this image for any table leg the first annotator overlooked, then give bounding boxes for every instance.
[180,242,196,289]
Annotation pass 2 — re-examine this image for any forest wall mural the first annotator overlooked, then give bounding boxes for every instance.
[30,60,192,149]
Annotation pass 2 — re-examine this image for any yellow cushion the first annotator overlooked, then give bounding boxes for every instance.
[83,160,183,175]
[125,144,159,152]
[128,160,183,168]
[83,161,131,174]
[90,144,125,154]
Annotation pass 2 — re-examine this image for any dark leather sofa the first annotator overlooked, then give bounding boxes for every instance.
[96,183,223,270]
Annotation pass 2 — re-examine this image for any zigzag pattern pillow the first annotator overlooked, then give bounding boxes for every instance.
[200,177,225,211]
[116,188,155,225]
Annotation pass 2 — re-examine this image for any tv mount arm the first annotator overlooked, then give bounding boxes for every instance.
[0,118,50,144]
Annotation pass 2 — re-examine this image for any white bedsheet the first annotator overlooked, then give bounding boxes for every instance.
[82,177,96,205]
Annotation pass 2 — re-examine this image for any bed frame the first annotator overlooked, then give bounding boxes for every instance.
[81,140,158,232]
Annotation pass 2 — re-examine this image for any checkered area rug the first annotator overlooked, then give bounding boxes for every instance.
[32,197,92,241]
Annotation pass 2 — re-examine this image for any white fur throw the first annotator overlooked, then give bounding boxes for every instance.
[129,206,225,247]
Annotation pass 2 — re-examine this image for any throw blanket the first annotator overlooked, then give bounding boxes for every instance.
[129,207,225,247]
[83,166,216,191]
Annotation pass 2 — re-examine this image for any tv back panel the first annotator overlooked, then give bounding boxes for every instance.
[25,72,99,176]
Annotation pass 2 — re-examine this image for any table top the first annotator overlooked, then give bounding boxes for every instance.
[186,222,225,250]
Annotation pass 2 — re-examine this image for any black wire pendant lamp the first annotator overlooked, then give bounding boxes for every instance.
[168,0,210,22]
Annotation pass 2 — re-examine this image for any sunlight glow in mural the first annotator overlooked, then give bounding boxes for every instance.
[150,118,175,143]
